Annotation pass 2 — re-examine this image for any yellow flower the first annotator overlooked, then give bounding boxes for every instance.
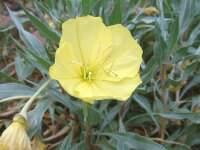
[32,135,48,150]
[49,16,143,104]
[144,7,159,15]
[135,7,159,15]
[0,114,31,150]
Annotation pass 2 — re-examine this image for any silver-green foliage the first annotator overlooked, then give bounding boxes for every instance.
[0,0,200,149]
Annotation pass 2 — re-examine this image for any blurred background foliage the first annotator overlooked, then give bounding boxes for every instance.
[0,0,200,149]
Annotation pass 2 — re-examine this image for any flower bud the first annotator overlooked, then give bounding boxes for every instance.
[0,114,31,150]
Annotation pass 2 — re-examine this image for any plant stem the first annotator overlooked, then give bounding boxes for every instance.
[161,63,167,112]
[0,96,38,103]
[160,63,167,140]
[83,101,89,133]
[83,101,93,150]
[20,79,52,118]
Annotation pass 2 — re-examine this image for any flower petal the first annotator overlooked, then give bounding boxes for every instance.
[92,73,142,100]
[49,42,81,80]
[60,18,84,63]
[58,78,94,104]
[60,16,112,66]
[65,74,141,101]
[108,24,143,79]
[0,122,31,150]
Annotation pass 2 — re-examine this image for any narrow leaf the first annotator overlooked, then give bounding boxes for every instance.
[0,72,22,84]
[109,0,122,25]
[101,132,167,150]
[24,48,51,70]
[169,16,179,53]
[21,5,60,42]
[6,6,49,61]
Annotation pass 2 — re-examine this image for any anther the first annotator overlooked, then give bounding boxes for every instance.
[86,72,92,80]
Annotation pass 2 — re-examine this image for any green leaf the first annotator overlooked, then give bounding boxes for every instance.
[0,72,22,84]
[119,118,126,133]
[87,106,101,126]
[181,61,198,80]
[0,83,35,99]
[70,142,86,150]
[97,138,116,150]
[65,0,75,18]
[99,100,110,113]
[153,19,168,65]
[0,17,29,32]
[57,130,73,150]
[24,48,51,70]
[34,0,51,17]
[69,0,83,17]
[133,94,152,113]
[156,0,166,40]
[33,1,49,26]
[154,112,200,123]
[185,23,200,46]
[133,94,159,127]
[168,16,179,53]
[101,132,167,150]
[169,46,190,64]
[180,75,200,98]
[47,87,82,119]
[6,6,49,61]
[117,118,130,150]
[109,0,122,25]
[122,0,141,23]
[82,0,96,15]
[27,97,53,138]
[101,104,120,131]
[21,5,60,42]
[126,114,155,125]
[45,0,53,9]
[17,49,48,74]
[15,55,34,81]
[179,0,195,36]
[141,57,157,86]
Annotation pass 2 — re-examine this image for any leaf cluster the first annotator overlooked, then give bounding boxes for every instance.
[0,0,200,149]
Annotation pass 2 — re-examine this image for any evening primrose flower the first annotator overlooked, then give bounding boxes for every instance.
[0,114,31,150]
[49,16,143,104]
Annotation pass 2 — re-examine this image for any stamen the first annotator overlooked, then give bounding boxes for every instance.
[102,44,112,52]
[95,42,102,59]
[95,44,112,60]
[110,70,118,77]
[102,56,111,66]
[68,60,83,67]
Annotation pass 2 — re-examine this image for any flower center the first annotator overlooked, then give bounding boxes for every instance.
[68,44,118,82]
[69,59,118,82]
[82,65,92,81]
